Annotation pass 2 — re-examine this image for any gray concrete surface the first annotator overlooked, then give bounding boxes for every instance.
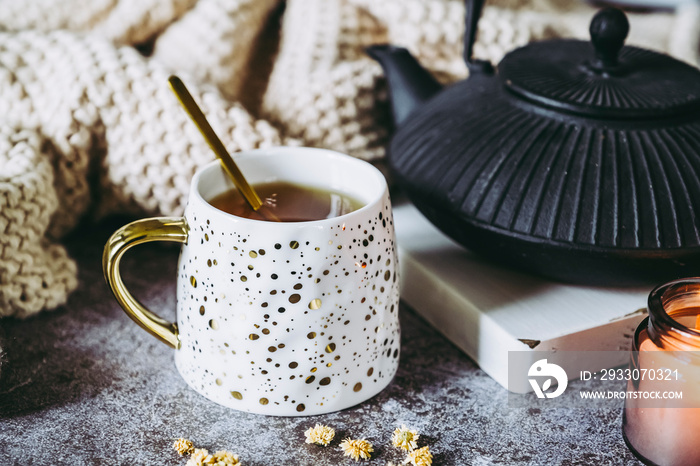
[0,217,643,465]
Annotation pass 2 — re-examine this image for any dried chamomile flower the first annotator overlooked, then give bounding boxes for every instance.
[174,438,195,456]
[392,425,419,451]
[340,438,374,461]
[403,446,433,466]
[304,424,336,446]
[210,450,241,466]
[186,448,213,466]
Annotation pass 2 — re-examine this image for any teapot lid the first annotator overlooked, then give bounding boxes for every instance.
[498,8,700,119]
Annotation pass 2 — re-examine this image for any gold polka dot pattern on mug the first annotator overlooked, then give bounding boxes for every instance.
[174,195,400,414]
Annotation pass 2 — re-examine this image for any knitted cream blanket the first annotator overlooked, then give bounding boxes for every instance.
[1,0,699,320]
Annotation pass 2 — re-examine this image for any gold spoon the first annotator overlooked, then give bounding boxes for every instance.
[168,75,265,212]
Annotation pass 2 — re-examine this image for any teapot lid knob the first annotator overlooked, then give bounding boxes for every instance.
[589,7,629,69]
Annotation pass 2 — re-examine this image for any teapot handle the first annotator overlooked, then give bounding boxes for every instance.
[463,0,494,74]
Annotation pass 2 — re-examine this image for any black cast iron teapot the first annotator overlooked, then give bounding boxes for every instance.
[368,1,700,286]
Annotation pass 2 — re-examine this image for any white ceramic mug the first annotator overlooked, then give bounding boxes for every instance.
[103,147,401,416]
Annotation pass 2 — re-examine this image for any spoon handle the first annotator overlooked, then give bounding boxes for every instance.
[168,75,263,211]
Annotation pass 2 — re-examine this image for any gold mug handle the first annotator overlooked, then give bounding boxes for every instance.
[102,217,188,349]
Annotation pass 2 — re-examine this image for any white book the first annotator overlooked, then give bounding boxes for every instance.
[393,203,650,392]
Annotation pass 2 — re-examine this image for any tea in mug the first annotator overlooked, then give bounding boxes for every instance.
[208,182,363,222]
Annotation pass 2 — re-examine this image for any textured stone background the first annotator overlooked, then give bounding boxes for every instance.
[0,217,643,465]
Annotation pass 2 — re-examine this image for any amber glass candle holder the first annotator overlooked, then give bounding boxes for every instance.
[623,278,700,466]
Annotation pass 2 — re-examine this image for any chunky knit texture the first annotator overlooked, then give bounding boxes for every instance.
[0,0,698,321]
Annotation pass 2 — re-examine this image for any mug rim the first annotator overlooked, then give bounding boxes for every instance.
[189,147,388,226]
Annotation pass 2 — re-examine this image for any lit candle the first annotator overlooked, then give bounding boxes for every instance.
[623,279,700,466]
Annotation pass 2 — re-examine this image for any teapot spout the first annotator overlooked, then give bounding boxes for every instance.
[367,45,442,128]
